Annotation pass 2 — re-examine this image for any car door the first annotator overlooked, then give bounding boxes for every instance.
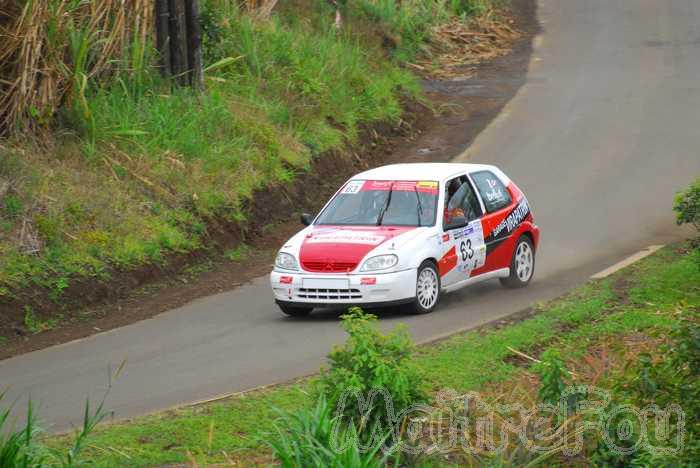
[468,170,517,274]
[437,175,487,287]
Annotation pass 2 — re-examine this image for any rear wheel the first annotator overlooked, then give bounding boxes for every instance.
[278,304,313,317]
[406,261,441,314]
[500,235,535,288]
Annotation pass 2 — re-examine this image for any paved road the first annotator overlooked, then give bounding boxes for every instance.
[2,0,699,432]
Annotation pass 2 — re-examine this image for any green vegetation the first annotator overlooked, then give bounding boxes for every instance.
[674,177,700,268]
[264,395,397,467]
[224,244,251,262]
[0,396,106,467]
[316,307,427,436]
[590,308,699,466]
[23,307,59,334]
[674,178,700,233]
[42,243,697,466]
[0,0,497,312]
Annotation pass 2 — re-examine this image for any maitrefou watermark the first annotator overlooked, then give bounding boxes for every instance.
[329,385,686,457]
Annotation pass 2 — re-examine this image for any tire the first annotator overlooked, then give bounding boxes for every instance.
[405,260,441,314]
[278,304,313,317]
[500,235,535,288]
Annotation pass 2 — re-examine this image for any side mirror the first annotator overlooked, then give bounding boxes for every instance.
[300,213,314,226]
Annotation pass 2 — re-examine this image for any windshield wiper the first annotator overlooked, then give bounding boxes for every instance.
[376,183,394,226]
[413,186,423,227]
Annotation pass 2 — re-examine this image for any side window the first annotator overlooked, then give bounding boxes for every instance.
[443,176,482,229]
[471,171,512,213]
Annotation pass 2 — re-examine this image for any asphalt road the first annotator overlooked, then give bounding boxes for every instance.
[2,0,699,432]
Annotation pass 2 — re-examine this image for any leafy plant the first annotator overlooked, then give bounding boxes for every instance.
[535,349,571,406]
[316,308,427,440]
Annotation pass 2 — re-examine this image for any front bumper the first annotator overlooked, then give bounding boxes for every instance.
[270,269,417,308]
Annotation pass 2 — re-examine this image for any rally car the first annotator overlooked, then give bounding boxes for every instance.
[270,163,540,316]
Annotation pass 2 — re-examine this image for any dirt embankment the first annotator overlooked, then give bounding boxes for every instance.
[0,0,538,360]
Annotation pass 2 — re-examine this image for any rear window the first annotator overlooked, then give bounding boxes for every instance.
[471,171,512,213]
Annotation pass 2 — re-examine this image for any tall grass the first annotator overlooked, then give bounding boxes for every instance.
[0,0,151,136]
[350,0,496,61]
[353,0,450,61]
[263,395,399,467]
[0,394,106,467]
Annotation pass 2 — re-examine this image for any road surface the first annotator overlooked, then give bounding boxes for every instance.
[2,0,699,431]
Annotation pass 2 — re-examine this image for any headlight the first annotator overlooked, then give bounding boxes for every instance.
[275,252,299,271]
[360,254,398,272]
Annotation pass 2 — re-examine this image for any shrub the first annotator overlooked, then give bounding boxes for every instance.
[674,178,700,232]
[674,178,700,267]
[316,308,427,439]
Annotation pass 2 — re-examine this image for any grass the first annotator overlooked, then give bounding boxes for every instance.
[44,244,698,466]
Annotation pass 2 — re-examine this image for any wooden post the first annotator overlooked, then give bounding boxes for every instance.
[158,0,204,89]
[184,0,204,91]
[155,0,171,76]
[167,0,188,86]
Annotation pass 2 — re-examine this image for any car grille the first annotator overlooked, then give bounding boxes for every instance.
[297,288,362,300]
[302,261,358,272]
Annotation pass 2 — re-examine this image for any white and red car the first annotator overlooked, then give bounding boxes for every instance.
[270,163,540,316]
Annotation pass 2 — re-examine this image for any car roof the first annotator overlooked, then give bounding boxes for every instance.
[353,163,503,182]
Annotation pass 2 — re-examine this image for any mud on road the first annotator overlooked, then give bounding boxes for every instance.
[0,0,537,360]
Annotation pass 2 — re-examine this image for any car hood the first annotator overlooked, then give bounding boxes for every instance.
[298,226,417,272]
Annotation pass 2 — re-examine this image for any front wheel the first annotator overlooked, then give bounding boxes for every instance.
[500,235,535,288]
[405,261,441,314]
[278,304,313,317]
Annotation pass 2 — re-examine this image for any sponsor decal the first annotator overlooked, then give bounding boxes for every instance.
[280,276,293,284]
[441,233,450,242]
[452,225,475,240]
[360,277,377,285]
[341,180,439,195]
[483,177,508,203]
[491,198,529,239]
[416,180,438,189]
[362,180,439,194]
[306,231,386,245]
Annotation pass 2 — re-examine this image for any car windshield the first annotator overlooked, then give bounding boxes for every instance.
[315,180,439,227]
